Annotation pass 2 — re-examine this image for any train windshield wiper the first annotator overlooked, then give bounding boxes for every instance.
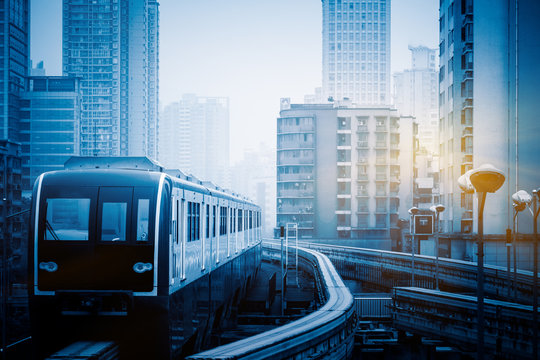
[46,220,60,241]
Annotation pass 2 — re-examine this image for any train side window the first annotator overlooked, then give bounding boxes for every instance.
[206,204,210,238]
[45,198,90,241]
[101,202,127,241]
[238,209,243,231]
[212,206,217,237]
[136,199,150,241]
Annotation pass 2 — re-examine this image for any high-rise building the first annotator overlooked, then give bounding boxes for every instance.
[276,100,412,248]
[0,0,30,141]
[393,46,439,154]
[62,0,159,158]
[439,0,540,267]
[20,76,81,193]
[159,94,230,187]
[322,0,391,105]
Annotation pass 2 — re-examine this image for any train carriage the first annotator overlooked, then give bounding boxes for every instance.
[28,168,262,359]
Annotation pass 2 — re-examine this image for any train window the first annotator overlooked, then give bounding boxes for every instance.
[187,202,200,242]
[229,208,233,233]
[101,202,127,241]
[45,198,90,241]
[219,206,227,235]
[206,204,210,238]
[213,206,217,237]
[238,209,243,231]
[136,199,150,241]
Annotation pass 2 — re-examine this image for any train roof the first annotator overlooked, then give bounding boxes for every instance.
[38,169,259,207]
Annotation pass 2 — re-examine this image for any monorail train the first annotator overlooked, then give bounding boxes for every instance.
[28,168,262,359]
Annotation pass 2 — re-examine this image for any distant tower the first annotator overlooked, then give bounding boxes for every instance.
[62,0,159,158]
[322,0,391,105]
[159,94,230,187]
[393,45,438,154]
[0,0,30,141]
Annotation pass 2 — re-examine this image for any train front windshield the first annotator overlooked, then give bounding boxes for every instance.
[36,186,156,292]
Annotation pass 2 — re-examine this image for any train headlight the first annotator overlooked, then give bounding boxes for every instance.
[133,262,153,273]
[39,261,58,272]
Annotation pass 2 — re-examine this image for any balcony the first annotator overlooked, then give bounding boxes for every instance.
[375,125,387,132]
[277,142,314,150]
[356,172,368,181]
[389,157,399,166]
[357,126,368,133]
[357,141,369,149]
[390,174,400,183]
[463,69,473,80]
[278,157,314,166]
[375,158,386,165]
[375,141,387,149]
[462,127,473,138]
[462,98,473,110]
[356,189,369,197]
[375,173,387,181]
[462,154,473,165]
[277,125,314,134]
[277,173,314,182]
[278,190,314,198]
[277,205,314,214]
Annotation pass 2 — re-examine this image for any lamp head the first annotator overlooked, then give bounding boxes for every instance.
[458,169,475,193]
[469,164,505,193]
[512,189,532,207]
[533,188,540,200]
[408,206,419,215]
[430,204,445,213]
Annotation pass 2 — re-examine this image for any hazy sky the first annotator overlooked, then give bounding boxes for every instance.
[31,0,438,163]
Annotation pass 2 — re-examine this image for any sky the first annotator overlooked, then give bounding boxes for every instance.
[31,0,438,163]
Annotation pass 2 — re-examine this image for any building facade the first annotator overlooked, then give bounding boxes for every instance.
[159,94,230,187]
[438,0,540,268]
[322,0,391,105]
[62,0,159,158]
[20,76,81,193]
[277,101,411,248]
[393,46,439,155]
[0,0,30,142]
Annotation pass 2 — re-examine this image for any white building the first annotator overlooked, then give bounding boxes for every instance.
[62,0,159,158]
[159,94,230,187]
[393,46,438,155]
[322,0,391,105]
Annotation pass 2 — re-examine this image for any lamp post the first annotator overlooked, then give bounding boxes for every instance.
[532,189,540,360]
[430,204,445,290]
[408,206,419,287]
[458,164,505,360]
[511,190,532,302]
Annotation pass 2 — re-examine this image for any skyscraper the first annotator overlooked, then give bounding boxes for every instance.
[62,0,159,158]
[322,0,391,105]
[439,0,540,266]
[393,46,438,154]
[20,76,82,193]
[159,94,230,187]
[0,0,29,141]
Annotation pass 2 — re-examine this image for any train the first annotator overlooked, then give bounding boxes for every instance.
[28,167,262,359]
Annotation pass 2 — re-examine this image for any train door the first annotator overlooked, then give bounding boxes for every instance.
[94,186,154,291]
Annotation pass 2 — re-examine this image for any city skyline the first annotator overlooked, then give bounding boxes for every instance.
[31,0,438,163]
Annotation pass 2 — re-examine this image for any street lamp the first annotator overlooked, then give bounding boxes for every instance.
[458,164,505,360]
[408,206,419,287]
[532,188,540,360]
[511,190,532,301]
[430,204,445,290]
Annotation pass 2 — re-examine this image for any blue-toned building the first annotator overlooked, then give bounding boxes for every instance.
[20,76,81,193]
[62,0,159,158]
[0,0,30,141]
